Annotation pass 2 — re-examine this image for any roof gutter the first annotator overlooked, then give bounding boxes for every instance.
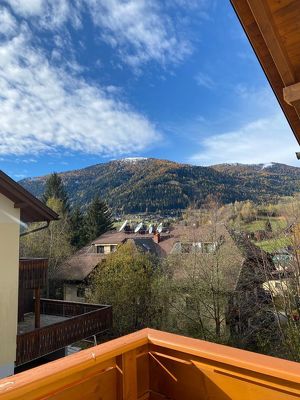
[20,221,50,237]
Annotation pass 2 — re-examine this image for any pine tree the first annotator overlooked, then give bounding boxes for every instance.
[42,172,69,213]
[85,197,114,241]
[70,207,88,249]
[265,219,272,233]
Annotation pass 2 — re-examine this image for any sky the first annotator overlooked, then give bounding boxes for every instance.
[0,0,299,179]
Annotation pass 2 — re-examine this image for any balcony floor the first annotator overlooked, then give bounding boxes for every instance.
[18,313,69,334]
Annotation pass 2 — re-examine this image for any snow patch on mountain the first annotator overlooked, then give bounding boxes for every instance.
[261,162,275,170]
[122,157,148,164]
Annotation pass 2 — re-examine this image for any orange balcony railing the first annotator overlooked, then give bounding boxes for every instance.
[1,329,300,399]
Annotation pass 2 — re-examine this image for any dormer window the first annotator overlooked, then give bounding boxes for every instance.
[180,241,218,254]
[95,244,117,254]
[96,245,105,254]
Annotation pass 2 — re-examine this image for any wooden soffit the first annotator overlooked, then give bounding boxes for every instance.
[230,0,300,145]
[0,170,59,223]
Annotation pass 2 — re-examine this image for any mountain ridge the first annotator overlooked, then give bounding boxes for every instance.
[19,158,300,213]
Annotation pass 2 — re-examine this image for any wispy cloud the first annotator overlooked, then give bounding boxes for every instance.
[5,0,195,69]
[0,5,18,36]
[89,0,192,68]
[189,85,299,166]
[0,6,162,156]
[195,72,215,89]
[190,113,298,166]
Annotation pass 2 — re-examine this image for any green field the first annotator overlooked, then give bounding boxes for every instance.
[255,236,291,253]
[242,217,287,233]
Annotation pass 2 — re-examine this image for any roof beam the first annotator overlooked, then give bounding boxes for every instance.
[284,83,300,120]
[14,202,28,209]
[284,82,300,106]
[246,0,296,86]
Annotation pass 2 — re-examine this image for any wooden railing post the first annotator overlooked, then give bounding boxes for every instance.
[122,349,137,400]
[35,287,41,329]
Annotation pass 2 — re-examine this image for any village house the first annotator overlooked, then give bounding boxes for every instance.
[55,221,275,344]
[165,223,275,342]
[54,227,171,302]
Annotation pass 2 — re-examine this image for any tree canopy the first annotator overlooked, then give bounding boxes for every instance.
[89,242,162,336]
[42,172,69,213]
[85,197,114,242]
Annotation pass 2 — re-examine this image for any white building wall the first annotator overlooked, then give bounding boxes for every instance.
[64,283,85,303]
[0,194,20,377]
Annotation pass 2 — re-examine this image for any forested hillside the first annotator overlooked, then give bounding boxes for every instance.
[20,159,300,213]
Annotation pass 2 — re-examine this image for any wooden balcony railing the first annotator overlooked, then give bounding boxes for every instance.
[19,258,48,289]
[3,329,300,399]
[40,298,102,317]
[16,300,112,366]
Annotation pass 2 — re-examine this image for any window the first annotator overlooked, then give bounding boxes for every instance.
[110,245,117,253]
[180,241,218,254]
[181,243,192,253]
[192,242,202,250]
[77,287,85,298]
[202,242,217,254]
[96,245,105,254]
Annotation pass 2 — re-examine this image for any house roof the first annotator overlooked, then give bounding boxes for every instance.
[55,244,106,281]
[57,229,177,282]
[127,238,163,257]
[230,0,300,144]
[168,223,274,291]
[56,233,165,282]
[92,230,169,245]
[57,223,274,286]
[0,170,59,223]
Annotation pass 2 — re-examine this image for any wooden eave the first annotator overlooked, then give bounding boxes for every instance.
[230,0,300,144]
[0,170,59,223]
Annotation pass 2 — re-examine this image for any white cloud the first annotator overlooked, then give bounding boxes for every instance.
[190,113,298,166]
[5,0,79,29]
[6,0,193,68]
[5,0,44,16]
[0,6,18,37]
[189,83,300,166]
[86,0,192,68]
[195,72,215,89]
[0,8,161,156]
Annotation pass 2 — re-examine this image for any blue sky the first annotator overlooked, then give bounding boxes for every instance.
[0,0,299,179]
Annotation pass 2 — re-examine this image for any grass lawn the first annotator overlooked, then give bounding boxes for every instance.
[255,236,291,253]
[242,217,287,233]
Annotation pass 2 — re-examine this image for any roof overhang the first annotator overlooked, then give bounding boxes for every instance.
[0,170,59,223]
[230,0,300,145]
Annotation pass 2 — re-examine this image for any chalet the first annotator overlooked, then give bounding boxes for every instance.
[54,228,169,302]
[0,171,112,377]
[165,223,275,341]
[56,222,274,340]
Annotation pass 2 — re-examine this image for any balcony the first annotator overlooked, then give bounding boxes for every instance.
[2,328,300,399]
[17,258,112,366]
[16,299,112,366]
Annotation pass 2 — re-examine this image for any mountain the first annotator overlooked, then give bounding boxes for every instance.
[19,159,300,213]
[211,162,300,199]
